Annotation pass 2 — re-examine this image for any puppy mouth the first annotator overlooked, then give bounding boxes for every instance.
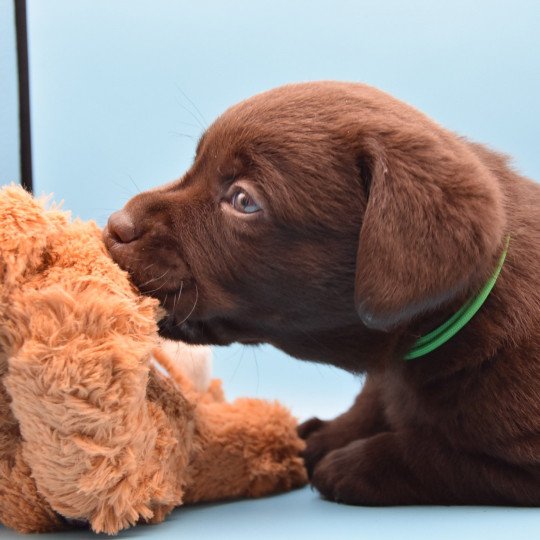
[151,282,218,344]
[104,231,260,347]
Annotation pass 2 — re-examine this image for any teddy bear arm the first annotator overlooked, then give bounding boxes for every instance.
[0,450,67,533]
[183,397,307,504]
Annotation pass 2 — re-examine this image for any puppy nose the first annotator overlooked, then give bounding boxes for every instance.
[107,210,138,243]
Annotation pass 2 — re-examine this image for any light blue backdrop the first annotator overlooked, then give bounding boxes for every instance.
[21,0,540,420]
[1,1,539,538]
[0,0,20,184]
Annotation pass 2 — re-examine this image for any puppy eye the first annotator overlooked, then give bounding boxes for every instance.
[230,189,261,214]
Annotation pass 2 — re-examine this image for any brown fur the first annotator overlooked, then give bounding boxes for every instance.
[105,82,540,505]
[0,186,306,534]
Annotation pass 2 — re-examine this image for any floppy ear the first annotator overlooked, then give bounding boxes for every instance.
[354,137,505,331]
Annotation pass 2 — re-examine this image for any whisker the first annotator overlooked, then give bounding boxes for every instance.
[175,283,199,326]
[172,281,184,312]
[174,96,206,131]
[142,262,155,273]
[251,347,260,394]
[229,345,246,383]
[138,269,170,288]
[126,174,141,194]
[144,279,171,295]
[110,179,136,197]
[169,130,197,141]
[174,84,208,128]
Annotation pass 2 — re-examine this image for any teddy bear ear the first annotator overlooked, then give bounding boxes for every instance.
[0,185,64,285]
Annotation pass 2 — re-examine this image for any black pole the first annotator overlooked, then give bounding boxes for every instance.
[14,0,33,193]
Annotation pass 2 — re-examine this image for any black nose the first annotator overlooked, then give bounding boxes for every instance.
[107,210,138,243]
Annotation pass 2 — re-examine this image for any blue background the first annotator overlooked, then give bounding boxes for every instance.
[0,0,20,185]
[1,0,539,538]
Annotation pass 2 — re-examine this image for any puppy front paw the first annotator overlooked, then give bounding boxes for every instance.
[311,442,365,504]
[311,434,419,505]
[297,417,338,477]
[297,417,325,439]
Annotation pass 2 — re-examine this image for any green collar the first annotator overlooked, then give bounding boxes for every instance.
[404,236,510,360]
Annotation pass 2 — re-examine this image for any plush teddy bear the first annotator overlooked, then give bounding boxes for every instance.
[0,185,307,535]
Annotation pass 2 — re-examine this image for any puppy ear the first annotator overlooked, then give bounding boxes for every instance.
[354,138,505,331]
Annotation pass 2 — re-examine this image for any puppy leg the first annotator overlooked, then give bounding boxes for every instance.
[311,429,540,505]
[298,376,389,476]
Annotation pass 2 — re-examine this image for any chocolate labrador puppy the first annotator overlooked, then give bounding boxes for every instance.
[104,82,540,505]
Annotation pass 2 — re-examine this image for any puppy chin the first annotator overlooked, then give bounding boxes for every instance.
[157,316,232,345]
[157,315,263,347]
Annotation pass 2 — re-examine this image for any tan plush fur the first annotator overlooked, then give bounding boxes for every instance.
[0,185,306,535]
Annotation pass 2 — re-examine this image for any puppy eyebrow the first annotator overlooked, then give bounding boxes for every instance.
[216,166,234,186]
[218,154,250,183]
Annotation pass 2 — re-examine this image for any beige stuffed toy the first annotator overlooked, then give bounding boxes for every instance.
[0,185,307,535]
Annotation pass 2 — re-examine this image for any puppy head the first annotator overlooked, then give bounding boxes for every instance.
[104,82,505,357]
